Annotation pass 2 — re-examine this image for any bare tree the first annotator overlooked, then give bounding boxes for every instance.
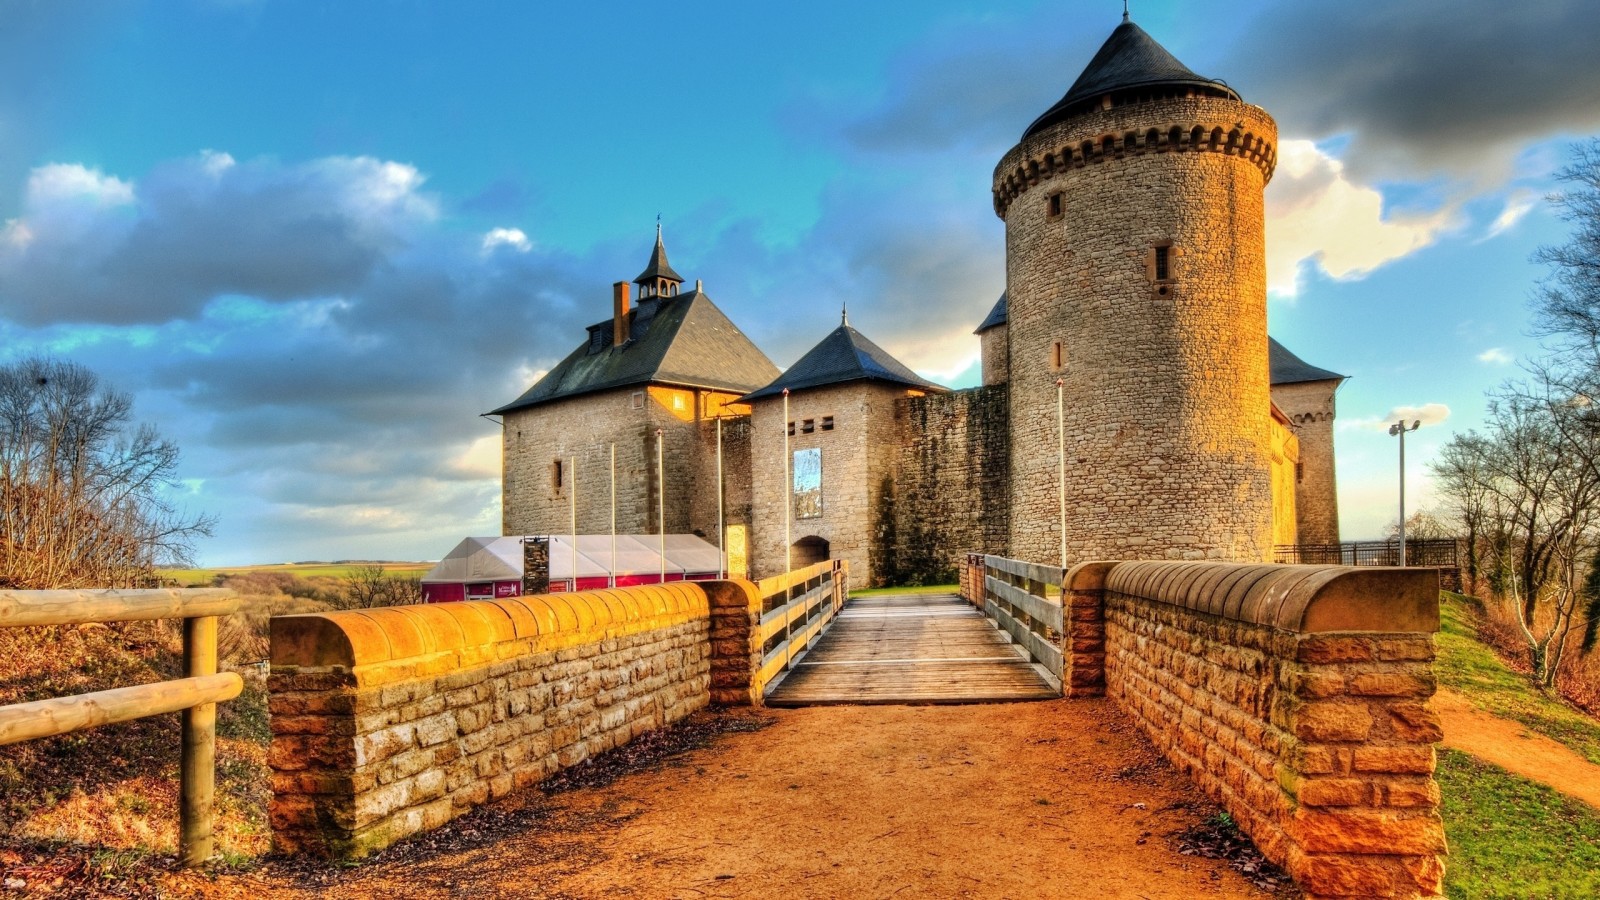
[342,564,422,608]
[0,357,214,588]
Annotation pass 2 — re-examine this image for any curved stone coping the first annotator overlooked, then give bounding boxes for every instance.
[1096,561,1439,634]
[271,582,717,671]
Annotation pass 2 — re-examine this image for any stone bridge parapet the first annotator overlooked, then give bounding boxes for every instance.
[1066,561,1445,899]
[267,584,721,858]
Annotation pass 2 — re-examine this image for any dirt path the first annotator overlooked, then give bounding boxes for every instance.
[172,700,1276,900]
[1434,687,1600,808]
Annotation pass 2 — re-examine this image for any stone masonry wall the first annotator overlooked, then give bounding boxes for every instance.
[886,385,1010,584]
[996,97,1279,567]
[749,382,910,585]
[268,585,713,858]
[1069,561,1445,899]
[980,323,1009,387]
[689,415,754,570]
[1273,379,1342,545]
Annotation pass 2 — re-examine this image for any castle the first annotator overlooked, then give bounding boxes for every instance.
[491,16,1345,587]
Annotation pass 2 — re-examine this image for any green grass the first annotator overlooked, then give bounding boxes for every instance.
[1438,749,1600,899]
[159,561,434,586]
[1436,592,1600,765]
[849,583,960,598]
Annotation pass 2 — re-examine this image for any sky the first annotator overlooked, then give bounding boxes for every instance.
[2,0,1599,566]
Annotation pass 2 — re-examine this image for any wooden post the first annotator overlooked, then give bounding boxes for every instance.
[180,614,218,866]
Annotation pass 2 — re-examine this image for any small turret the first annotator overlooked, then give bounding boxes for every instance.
[633,224,684,299]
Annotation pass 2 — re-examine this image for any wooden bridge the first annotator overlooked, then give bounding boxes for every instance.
[755,558,1064,705]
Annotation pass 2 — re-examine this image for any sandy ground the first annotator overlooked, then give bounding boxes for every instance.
[1433,687,1600,808]
[170,699,1274,900]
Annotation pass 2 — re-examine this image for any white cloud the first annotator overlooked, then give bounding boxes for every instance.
[28,162,135,208]
[1342,402,1452,432]
[1480,189,1538,241]
[448,434,503,480]
[1266,140,1455,298]
[481,226,531,254]
[1477,347,1513,365]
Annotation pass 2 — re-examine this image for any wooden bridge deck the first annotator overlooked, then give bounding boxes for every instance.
[763,593,1059,706]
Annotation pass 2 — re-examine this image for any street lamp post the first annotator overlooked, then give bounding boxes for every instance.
[1388,418,1421,566]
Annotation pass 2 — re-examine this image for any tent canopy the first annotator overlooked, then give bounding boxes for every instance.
[423,534,724,583]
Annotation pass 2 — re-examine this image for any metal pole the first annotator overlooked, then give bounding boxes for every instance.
[783,389,792,573]
[179,615,218,865]
[716,416,725,580]
[1056,376,1066,569]
[1398,425,1407,567]
[569,454,577,590]
[609,443,617,589]
[656,428,666,583]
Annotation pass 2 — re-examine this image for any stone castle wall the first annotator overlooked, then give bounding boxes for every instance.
[748,382,909,585]
[996,98,1279,566]
[1273,380,1343,545]
[1065,561,1445,899]
[268,585,714,858]
[502,387,749,543]
[885,386,1010,584]
[980,324,1009,387]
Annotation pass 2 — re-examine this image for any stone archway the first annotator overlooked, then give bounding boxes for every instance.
[791,535,829,568]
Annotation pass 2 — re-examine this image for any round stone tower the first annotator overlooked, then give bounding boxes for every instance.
[994,16,1278,564]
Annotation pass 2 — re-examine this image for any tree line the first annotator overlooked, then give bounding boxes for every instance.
[1431,139,1600,687]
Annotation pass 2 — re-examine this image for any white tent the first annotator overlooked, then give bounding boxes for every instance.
[422,534,724,594]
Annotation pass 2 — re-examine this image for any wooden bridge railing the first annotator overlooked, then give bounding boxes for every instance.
[753,560,847,695]
[982,556,1065,692]
[0,589,243,865]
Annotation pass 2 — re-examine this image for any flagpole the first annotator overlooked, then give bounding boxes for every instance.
[782,389,791,574]
[569,454,577,592]
[716,416,725,580]
[656,427,666,584]
[609,442,617,589]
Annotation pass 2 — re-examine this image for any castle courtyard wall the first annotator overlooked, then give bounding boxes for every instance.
[1273,380,1343,545]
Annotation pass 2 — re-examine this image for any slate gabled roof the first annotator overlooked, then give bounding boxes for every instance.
[633,230,683,285]
[490,290,779,415]
[739,323,947,402]
[975,291,1008,334]
[1023,19,1239,140]
[1269,338,1346,386]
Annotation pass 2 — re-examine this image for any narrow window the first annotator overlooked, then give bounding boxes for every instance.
[1155,245,1171,282]
[630,391,644,409]
[787,421,796,436]
[1051,341,1064,371]
[1047,192,1063,219]
[551,459,564,493]
[802,418,815,434]
[821,416,835,431]
[1296,462,1304,483]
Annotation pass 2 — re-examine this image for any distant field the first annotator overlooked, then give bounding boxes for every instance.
[159,560,435,586]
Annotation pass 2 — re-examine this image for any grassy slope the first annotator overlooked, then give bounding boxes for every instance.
[1434,592,1600,898]
[1435,592,1600,765]
[160,561,434,586]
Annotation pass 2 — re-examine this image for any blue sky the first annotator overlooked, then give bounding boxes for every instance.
[3,0,1598,565]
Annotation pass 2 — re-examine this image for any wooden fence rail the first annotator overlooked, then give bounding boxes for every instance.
[0,588,242,866]
[982,555,1065,692]
[753,560,847,696]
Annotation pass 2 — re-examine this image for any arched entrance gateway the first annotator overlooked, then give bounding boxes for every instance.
[790,535,829,568]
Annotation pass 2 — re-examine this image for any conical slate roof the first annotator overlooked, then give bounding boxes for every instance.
[490,289,778,414]
[975,291,1008,334]
[1023,18,1239,140]
[634,228,684,285]
[1268,338,1346,386]
[740,322,947,402]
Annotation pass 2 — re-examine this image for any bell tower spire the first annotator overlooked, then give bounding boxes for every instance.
[633,222,685,299]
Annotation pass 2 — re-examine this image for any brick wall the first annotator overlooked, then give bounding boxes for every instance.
[886,386,1010,584]
[268,585,715,858]
[1067,560,1444,899]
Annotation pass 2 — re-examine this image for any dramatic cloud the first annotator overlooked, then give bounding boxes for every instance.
[0,152,622,562]
[1230,0,1600,182]
[1265,141,1456,297]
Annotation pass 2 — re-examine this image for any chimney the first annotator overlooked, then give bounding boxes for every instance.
[613,281,631,346]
